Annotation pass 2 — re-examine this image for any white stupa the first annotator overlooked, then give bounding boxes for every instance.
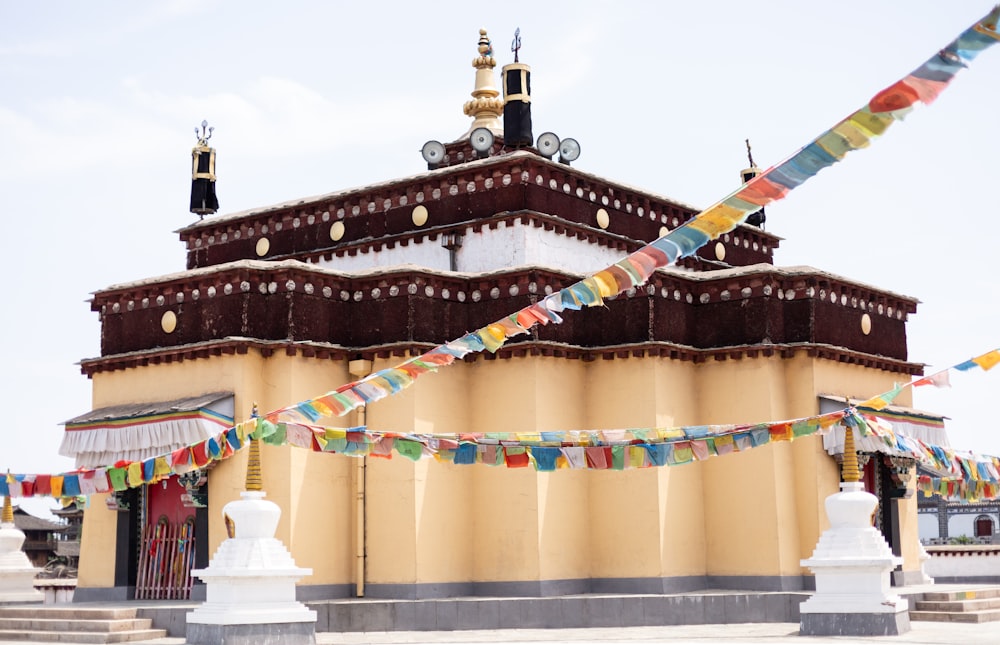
[799,423,909,636]
[186,436,316,644]
[0,495,43,603]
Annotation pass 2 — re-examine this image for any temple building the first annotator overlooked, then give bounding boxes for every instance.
[63,30,931,602]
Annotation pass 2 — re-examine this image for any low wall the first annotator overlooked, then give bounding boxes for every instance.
[33,579,76,604]
[924,545,1000,584]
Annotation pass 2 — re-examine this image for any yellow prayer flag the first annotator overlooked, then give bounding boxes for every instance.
[830,121,872,150]
[592,271,618,298]
[237,420,254,443]
[714,434,735,452]
[973,350,1000,371]
[818,414,841,429]
[51,476,64,498]
[859,396,889,410]
[154,457,172,477]
[629,446,646,468]
[127,462,144,487]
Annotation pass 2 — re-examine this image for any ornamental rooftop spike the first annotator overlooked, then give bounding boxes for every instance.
[462,29,504,137]
[190,120,219,219]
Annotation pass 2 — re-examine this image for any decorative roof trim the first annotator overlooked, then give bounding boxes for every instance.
[176,151,707,234]
[89,259,917,321]
[79,338,923,378]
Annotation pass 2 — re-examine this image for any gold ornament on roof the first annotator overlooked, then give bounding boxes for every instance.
[463,29,503,135]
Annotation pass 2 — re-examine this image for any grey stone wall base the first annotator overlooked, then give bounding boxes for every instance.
[931,575,1000,585]
[185,621,316,645]
[799,612,910,636]
[72,586,133,602]
[309,592,810,633]
[892,569,925,586]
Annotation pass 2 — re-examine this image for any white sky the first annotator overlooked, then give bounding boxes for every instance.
[2,1,999,486]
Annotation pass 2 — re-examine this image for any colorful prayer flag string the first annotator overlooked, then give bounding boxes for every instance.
[269,6,1000,426]
[5,10,1000,502]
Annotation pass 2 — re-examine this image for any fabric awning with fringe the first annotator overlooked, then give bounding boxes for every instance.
[60,392,234,469]
[819,394,949,464]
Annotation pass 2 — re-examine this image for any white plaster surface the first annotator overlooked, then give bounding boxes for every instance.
[314,222,624,275]
[188,491,315,626]
[800,483,907,616]
[0,522,43,602]
[924,551,1000,578]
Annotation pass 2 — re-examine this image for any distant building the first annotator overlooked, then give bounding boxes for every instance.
[51,503,84,569]
[919,490,999,544]
[63,30,933,602]
[12,506,67,569]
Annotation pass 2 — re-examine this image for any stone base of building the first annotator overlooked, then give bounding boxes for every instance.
[799,611,909,636]
[185,621,316,645]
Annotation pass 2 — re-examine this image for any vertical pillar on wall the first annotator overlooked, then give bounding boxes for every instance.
[936,499,948,541]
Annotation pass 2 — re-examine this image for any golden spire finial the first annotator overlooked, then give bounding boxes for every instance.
[841,418,861,483]
[246,403,263,492]
[463,29,504,136]
[2,495,13,524]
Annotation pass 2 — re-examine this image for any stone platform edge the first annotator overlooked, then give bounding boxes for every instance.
[131,592,809,637]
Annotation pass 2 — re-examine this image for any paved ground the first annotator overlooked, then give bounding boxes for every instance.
[111,621,998,645]
[313,623,1000,644]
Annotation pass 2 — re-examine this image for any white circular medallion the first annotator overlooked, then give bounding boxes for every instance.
[330,221,345,241]
[161,311,177,334]
[596,208,610,229]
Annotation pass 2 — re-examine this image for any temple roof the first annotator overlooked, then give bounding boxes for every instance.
[177,151,702,234]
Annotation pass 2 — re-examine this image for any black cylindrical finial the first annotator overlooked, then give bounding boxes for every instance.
[190,120,219,218]
[502,31,532,149]
[741,139,766,228]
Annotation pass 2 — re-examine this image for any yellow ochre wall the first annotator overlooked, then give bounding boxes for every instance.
[79,351,356,592]
[77,347,916,595]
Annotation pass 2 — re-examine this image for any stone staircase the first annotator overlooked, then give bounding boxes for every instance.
[0,606,167,643]
[910,587,1000,623]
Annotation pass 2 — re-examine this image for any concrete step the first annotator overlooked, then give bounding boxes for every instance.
[0,608,141,621]
[910,608,1000,623]
[0,618,155,633]
[921,587,1000,602]
[0,607,165,643]
[915,597,1000,612]
[0,628,167,643]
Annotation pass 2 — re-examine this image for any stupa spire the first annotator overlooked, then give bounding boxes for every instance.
[246,403,263,492]
[841,416,861,483]
[462,29,504,136]
[1,494,12,525]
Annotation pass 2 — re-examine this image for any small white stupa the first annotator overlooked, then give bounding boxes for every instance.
[186,432,316,644]
[0,494,44,603]
[799,422,909,636]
